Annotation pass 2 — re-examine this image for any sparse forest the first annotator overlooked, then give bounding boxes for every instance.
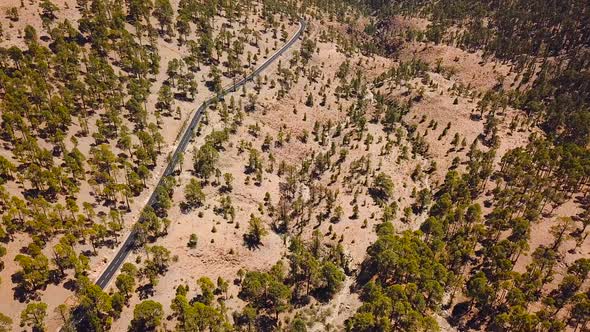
[0,0,588,331]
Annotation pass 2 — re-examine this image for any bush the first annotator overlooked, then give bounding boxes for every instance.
[187,234,198,248]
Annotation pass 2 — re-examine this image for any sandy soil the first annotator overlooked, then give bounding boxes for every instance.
[1,3,587,331]
[107,19,448,329]
[0,0,298,329]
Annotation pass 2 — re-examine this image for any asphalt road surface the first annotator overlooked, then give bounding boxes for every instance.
[94,19,307,289]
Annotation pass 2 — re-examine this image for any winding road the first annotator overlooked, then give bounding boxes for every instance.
[95,19,307,289]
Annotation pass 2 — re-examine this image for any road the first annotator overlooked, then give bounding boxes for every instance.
[95,19,307,289]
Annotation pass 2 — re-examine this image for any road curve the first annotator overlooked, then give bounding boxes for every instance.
[95,19,307,289]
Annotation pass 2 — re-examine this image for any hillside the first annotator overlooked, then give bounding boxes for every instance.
[0,0,589,331]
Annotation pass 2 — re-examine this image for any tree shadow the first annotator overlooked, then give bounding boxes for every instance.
[11,272,41,303]
[243,234,263,250]
[63,279,78,291]
[137,284,155,300]
[179,201,202,214]
[82,249,96,257]
[311,287,337,304]
[49,269,64,285]
[255,315,277,332]
[448,301,471,328]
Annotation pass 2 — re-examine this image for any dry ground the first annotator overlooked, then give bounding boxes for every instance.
[1,3,588,331]
[0,0,298,329]
[103,16,551,330]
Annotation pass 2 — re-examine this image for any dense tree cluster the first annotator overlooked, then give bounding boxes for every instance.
[360,0,590,147]
[0,0,309,328]
[237,233,347,330]
[1,0,589,330]
[347,222,449,331]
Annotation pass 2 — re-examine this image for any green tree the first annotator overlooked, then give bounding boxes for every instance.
[187,234,198,248]
[115,273,136,299]
[54,304,71,330]
[0,156,16,183]
[0,312,13,332]
[347,224,448,331]
[127,0,153,24]
[208,65,223,94]
[320,261,345,298]
[144,245,171,285]
[52,242,77,277]
[370,172,394,204]
[153,0,173,36]
[14,253,50,292]
[288,237,321,297]
[414,188,432,213]
[139,206,162,238]
[289,317,308,332]
[466,271,495,310]
[247,148,263,174]
[193,143,219,180]
[156,84,173,114]
[122,263,138,277]
[240,269,291,319]
[130,300,163,331]
[300,38,316,64]
[244,214,268,247]
[39,0,59,20]
[175,14,190,44]
[223,172,234,192]
[75,276,113,331]
[184,178,205,209]
[234,305,257,331]
[197,277,215,305]
[20,302,47,331]
[217,276,229,299]
[570,294,590,330]
[111,292,125,318]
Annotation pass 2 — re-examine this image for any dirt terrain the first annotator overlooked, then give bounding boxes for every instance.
[0,0,298,329]
[106,16,565,330]
[1,1,588,331]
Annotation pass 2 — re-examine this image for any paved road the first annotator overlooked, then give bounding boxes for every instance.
[95,19,307,289]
